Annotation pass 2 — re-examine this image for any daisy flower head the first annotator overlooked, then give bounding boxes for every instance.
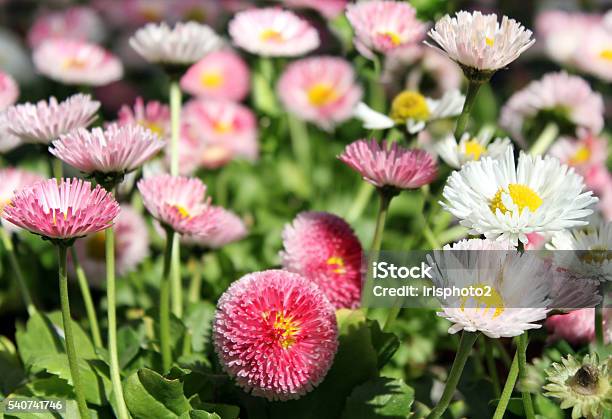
[181,50,250,102]
[0,71,18,111]
[281,211,363,309]
[277,56,362,130]
[544,354,611,419]
[213,269,338,401]
[228,8,320,57]
[33,38,123,86]
[117,97,170,139]
[426,11,534,78]
[6,94,100,145]
[575,27,612,82]
[339,139,437,192]
[546,308,611,345]
[442,147,598,245]
[137,174,221,236]
[428,238,551,338]
[549,133,607,172]
[182,206,247,249]
[283,0,347,19]
[28,6,105,49]
[500,72,604,141]
[129,21,223,69]
[49,124,164,188]
[0,112,21,153]
[74,204,149,286]
[1,178,120,244]
[345,1,425,59]
[436,129,512,169]
[0,168,45,232]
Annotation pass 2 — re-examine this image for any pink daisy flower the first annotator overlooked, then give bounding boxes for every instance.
[548,133,608,190]
[0,167,45,232]
[182,206,247,249]
[277,56,362,130]
[346,0,425,59]
[6,94,100,145]
[0,113,21,153]
[117,97,170,139]
[339,139,438,190]
[282,0,347,19]
[0,71,18,111]
[27,6,105,49]
[137,174,221,236]
[228,8,320,57]
[181,50,250,102]
[281,212,363,309]
[546,308,611,345]
[213,269,338,401]
[33,39,123,86]
[1,178,120,242]
[575,27,612,82]
[49,124,164,177]
[73,205,149,286]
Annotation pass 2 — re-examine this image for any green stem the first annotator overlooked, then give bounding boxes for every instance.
[288,113,311,177]
[492,353,519,419]
[517,332,535,419]
[53,158,63,181]
[426,331,479,419]
[595,305,604,348]
[370,191,392,255]
[71,247,102,348]
[529,122,559,156]
[370,54,385,113]
[1,227,36,316]
[453,80,484,138]
[160,229,174,372]
[187,255,204,304]
[106,228,128,419]
[171,234,182,318]
[58,245,89,419]
[169,80,183,319]
[484,338,501,397]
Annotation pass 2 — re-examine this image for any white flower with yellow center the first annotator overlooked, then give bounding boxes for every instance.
[436,129,512,169]
[428,239,551,338]
[442,147,598,245]
[353,89,464,134]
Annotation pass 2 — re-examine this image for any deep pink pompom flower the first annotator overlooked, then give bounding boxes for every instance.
[281,211,363,309]
[183,206,247,249]
[1,178,120,242]
[49,124,164,176]
[137,174,221,236]
[339,139,437,190]
[117,97,170,139]
[213,269,338,401]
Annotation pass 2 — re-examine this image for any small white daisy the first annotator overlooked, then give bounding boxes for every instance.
[428,239,551,338]
[436,129,512,169]
[129,21,223,66]
[441,147,598,245]
[427,10,534,75]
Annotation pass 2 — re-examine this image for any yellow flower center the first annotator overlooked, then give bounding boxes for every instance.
[327,256,346,275]
[200,71,223,88]
[307,83,338,107]
[213,120,233,134]
[460,283,505,318]
[485,36,495,47]
[490,184,543,215]
[580,245,611,265]
[172,204,191,219]
[260,29,284,43]
[62,58,88,70]
[378,30,402,46]
[569,146,591,165]
[463,140,486,160]
[0,198,10,214]
[267,311,300,349]
[599,48,612,60]
[138,119,165,137]
[85,231,106,261]
[390,91,430,123]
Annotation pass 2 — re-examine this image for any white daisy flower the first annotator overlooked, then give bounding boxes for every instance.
[428,239,551,338]
[129,21,223,66]
[353,89,464,134]
[436,129,512,169]
[426,10,535,75]
[441,147,598,245]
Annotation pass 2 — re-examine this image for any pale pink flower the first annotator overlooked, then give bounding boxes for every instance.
[228,8,320,57]
[117,97,170,139]
[500,72,604,141]
[0,113,21,153]
[74,205,148,286]
[181,50,250,101]
[281,212,363,309]
[182,206,247,249]
[546,308,611,345]
[137,174,221,236]
[0,168,45,232]
[346,1,425,59]
[525,232,547,250]
[599,187,612,222]
[277,56,362,129]
[575,27,612,82]
[33,39,123,86]
[339,139,438,190]
[0,71,18,111]
[213,269,338,401]
[6,94,100,145]
[28,6,105,48]
[1,178,120,241]
[282,0,347,19]
[49,124,164,175]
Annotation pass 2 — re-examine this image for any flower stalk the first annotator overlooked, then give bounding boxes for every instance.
[517,332,536,419]
[160,227,175,372]
[71,247,102,348]
[453,79,484,138]
[0,227,36,316]
[594,305,604,348]
[492,353,519,419]
[169,79,183,319]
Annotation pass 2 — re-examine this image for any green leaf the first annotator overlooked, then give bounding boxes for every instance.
[368,320,400,368]
[184,301,216,353]
[47,312,97,360]
[117,326,143,369]
[0,335,26,397]
[252,58,280,116]
[124,368,191,419]
[341,377,415,419]
[534,393,563,419]
[15,313,63,368]
[178,411,221,419]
